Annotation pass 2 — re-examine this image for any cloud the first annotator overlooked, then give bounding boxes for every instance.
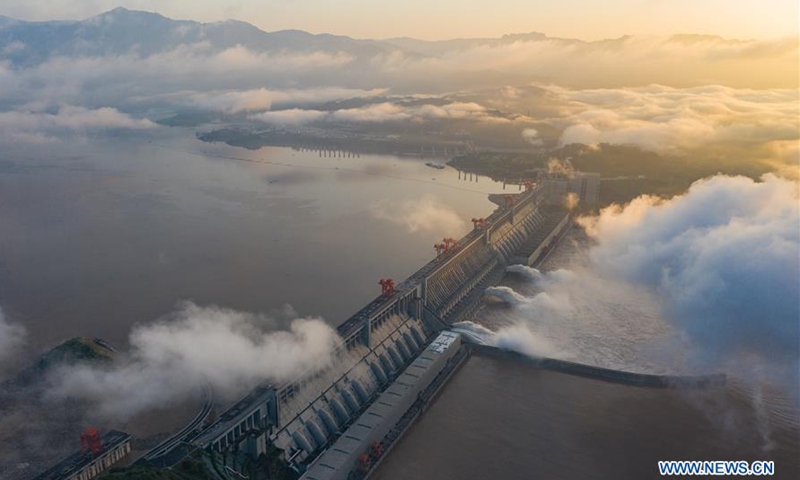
[251,103,414,125]
[376,35,798,91]
[543,84,799,155]
[0,105,155,143]
[521,127,543,146]
[47,302,341,419]
[0,45,355,110]
[250,108,328,125]
[0,23,794,160]
[250,101,518,126]
[192,87,387,114]
[0,307,26,370]
[415,102,515,123]
[547,157,576,177]
[578,174,799,372]
[331,102,411,123]
[370,195,466,235]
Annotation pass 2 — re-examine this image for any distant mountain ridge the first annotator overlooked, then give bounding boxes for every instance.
[0,7,403,67]
[0,7,755,69]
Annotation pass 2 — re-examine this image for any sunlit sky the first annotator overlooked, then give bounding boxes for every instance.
[1,0,798,40]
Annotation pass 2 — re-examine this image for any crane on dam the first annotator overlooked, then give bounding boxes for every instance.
[80,427,103,458]
[379,278,395,297]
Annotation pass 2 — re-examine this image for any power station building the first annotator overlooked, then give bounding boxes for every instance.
[34,430,131,480]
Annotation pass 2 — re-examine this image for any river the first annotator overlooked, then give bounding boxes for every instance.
[373,354,799,479]
[0,129,511,360]
[372,226,799,479]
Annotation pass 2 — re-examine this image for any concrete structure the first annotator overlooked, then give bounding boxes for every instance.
[301,331,463,480]
[34,431,131,480]
[172,180,572,477]
[546,172,600,205]
[512,207,572,266]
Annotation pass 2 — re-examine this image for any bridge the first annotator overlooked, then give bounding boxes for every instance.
[141,179,574,478]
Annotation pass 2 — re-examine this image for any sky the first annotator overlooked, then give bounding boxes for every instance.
[0,0,797,40]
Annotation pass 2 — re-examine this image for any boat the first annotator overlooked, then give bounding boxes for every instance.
[425,162,446,170]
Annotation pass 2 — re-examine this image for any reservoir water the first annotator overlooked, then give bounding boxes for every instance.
[0,130,508,360]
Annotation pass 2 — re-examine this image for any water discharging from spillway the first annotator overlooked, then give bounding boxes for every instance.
[483,286,530,306]
[450,321,497,346]
[505,264,545,283]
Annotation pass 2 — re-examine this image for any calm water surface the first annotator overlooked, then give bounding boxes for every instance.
[0,130,509,359]
[373,355,800,480]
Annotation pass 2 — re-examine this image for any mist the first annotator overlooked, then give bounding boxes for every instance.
[481,265,675,373]
[0,306,26,374]
[46,302,341,420]
[371,195,467,236]
[482,173,798,397]
[580,174,799,387]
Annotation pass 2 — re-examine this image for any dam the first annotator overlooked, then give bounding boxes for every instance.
[139,178,575,477]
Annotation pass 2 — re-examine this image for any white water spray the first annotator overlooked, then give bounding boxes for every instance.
[451,321,562,359]
[505,265,577,286]
[484,286,530,305]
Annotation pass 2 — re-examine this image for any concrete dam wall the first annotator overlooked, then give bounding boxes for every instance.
[176,182,573,476]
[470,345,727,389]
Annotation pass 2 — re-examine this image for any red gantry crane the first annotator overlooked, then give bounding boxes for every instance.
[471,217,486,230]
[80,427,103,458]
[442,237,460,252]
[379,278,395,297]
[435,237,461,260]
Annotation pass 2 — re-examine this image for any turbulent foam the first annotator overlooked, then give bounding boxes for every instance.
[506,264,577,286]
[451,321,560,359]
[506,264,544,283]
[484,286,529,305]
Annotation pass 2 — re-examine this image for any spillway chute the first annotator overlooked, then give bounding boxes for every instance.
[410,325,425,346]
[306,420,327,447]
[369,361,389,385]
[328,397,349,424]
[317,408,338,434]
[387,345,404,368]
[378,353,396,376]
[395,338,411,360]
[403,332,420,352]
[340,387,361,412]
[350,379,370,403]
[292,430,314,454]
